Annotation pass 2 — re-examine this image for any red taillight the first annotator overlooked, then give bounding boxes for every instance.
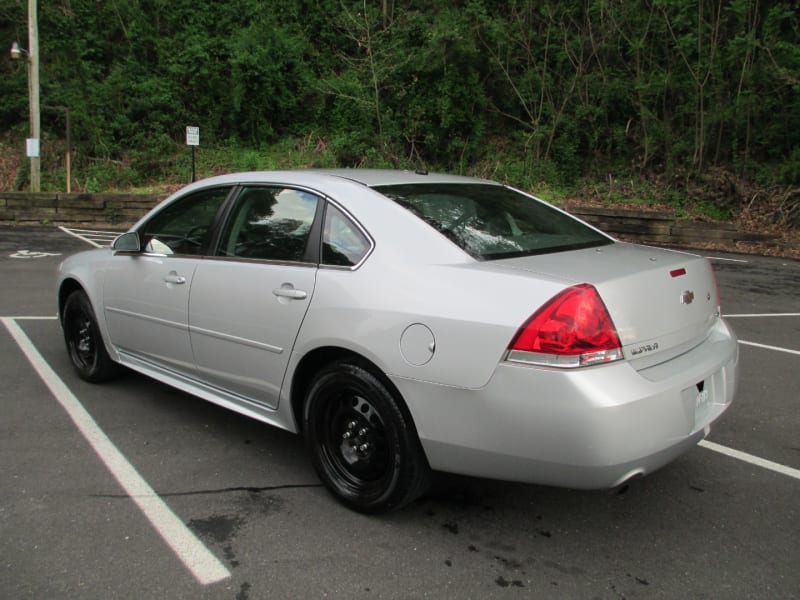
[508,284,623,367]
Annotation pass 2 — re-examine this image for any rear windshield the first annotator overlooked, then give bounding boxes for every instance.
[375,183,612,260]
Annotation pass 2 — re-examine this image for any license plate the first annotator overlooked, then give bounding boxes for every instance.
[695,387,712,425]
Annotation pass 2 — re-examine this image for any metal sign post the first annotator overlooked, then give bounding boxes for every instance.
[186,126,199,182]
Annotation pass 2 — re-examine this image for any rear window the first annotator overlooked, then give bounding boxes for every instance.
[375,183,611,260]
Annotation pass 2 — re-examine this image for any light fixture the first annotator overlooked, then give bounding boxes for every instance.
[10,41,24,60]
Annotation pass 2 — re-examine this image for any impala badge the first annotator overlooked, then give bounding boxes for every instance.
[681,290,695,305]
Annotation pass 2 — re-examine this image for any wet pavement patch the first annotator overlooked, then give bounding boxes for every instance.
[495,575,525,588]
[441,520,459,534]
[188,514,245,568]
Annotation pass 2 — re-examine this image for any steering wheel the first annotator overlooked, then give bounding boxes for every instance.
[183,224,208,247]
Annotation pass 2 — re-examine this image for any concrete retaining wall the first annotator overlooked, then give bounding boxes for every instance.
[565,205,773,244]
[0,191,773,245]
[0,192,163,228]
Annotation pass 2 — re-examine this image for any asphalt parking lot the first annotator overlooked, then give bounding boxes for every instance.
[1,225,798,599]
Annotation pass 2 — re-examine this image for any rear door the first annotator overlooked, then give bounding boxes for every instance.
[188,186,321,408]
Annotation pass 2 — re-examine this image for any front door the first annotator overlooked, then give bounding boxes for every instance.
[104,255,201,376]
[103,186,232,378]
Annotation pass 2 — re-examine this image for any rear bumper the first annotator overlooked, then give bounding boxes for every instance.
[393,318,738,489]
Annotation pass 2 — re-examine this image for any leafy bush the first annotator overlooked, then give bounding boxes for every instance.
[0,0,797,200]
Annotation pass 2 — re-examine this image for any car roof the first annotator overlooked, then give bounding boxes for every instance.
[309,169,495,187]
[179,169,497,191]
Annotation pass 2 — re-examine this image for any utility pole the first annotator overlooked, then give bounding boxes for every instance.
[28,0,40,192]
[10,0,40,192]
[65,106,71,192]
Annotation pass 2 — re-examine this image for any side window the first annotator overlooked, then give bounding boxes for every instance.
[141,187,231,255]
[322,204,371,267]
[218,187,319,262]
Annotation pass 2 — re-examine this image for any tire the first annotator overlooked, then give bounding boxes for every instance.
[62,290,121,383]
[303,361,431,513]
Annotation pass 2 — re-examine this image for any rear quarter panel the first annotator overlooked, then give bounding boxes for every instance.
[291,243,570,390]
[290,179,582,390]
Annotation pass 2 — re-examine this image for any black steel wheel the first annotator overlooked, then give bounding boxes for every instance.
[62,290,120,382]
[304,361,430,513]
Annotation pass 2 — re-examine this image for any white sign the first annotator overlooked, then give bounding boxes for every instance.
[186,126,200,146]
[26,138,40,157]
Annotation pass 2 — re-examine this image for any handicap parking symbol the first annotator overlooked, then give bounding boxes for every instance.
[10,250,62,259]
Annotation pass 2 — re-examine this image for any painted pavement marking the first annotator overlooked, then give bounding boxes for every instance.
[724,313,800,318]
[10,250,62,259]
[699,440,800,481]
[59,226,122,248]
[706,256,749,263]
[738,340,800,357]
[1,317,231,585]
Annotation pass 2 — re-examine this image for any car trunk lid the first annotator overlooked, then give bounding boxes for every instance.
[492,242,720,366]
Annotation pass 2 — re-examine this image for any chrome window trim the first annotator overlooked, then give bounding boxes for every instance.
[133,185,235,258]
[318,198,375,271]
[212,183,323,265]
[134,180,376,270]
[201,255,318,268]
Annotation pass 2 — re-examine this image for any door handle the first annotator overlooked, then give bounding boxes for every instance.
[163,274,186,284]
[272,287,307,300]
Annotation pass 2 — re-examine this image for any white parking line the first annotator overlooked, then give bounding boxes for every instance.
[725,313,800,318]
[706,256,749,263]
[739,340,800,356]
[1,317,231,585]
[59,226,122,248]
[6,316,58,320]
[700,440,800,481]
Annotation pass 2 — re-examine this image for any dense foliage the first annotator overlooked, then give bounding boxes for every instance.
[1,0,798,191]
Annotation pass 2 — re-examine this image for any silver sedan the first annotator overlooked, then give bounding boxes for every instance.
[56,170,738,512]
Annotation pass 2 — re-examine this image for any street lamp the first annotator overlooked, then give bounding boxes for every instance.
[10,0,40,192]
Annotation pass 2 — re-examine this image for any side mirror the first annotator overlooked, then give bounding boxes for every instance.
[112,231,141,252]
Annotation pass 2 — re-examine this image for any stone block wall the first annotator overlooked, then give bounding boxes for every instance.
[0,192,163,229]
[0,191,771,246]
